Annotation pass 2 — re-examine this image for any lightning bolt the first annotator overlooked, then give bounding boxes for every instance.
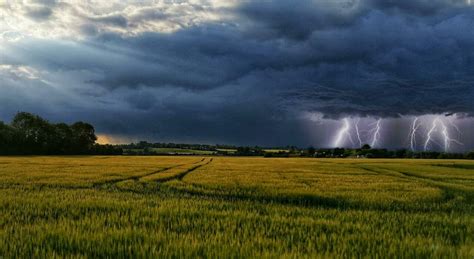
[334,118,354,147]
[330,114,464,151]
[441,123,450,152]
[355,118,363,148]
[409,117,420,151]
[424,118,439,151]
[439,120,464,152]
[423,116,464,152]
[369,119,381,148]
[447,116,461,135]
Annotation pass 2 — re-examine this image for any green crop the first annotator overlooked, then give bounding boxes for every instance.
[0,156,472,257]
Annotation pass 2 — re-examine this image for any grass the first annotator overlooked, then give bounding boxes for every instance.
[0,156,472,257]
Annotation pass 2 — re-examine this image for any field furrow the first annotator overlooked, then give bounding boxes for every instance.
[140,158,213,183]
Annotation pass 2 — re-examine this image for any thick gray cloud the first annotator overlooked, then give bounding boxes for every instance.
[1,0,474,148]
[236,0,474,117]
[25,6,53,21]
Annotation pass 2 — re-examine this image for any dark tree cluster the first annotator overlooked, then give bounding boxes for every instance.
[0,112,121,155]
[307,145,474,160]
[234,146,264,156]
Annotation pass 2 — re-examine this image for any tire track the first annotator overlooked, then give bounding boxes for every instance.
[155,158,213,183]
[93,158,205,189]
[360,165,474,202]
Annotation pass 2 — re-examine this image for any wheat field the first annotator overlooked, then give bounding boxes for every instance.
[0,156,472,257]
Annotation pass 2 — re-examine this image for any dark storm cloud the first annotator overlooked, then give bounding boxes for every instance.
[236,0,469,40]
[238,0,370,40]
[25,6,53,21]
[368,0,468,15]
[235,0,474,117]
[2,0,474,146]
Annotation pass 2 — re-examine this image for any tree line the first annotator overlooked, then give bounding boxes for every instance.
[123,142,474,159]
[0,112,121,155]
[303,145,474,159]
[1,113,473,158]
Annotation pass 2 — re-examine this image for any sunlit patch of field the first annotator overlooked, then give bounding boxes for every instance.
[0,156,472,257]
[0,156,199,188]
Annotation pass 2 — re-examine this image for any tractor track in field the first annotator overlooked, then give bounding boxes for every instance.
[359,165,474,202]
[23,158,212,191]
[92,158,212,189]
[93,158,207,189]
[155,158,213,183]
[92,164,185,189]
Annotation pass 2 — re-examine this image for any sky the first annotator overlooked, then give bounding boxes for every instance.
[1,0,474,151]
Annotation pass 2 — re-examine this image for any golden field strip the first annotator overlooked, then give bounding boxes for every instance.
[0,156,473,257]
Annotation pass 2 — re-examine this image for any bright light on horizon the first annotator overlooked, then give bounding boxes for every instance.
[96,134,135,145]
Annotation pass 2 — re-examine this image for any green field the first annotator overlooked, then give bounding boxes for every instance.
[0,157,472,257]
[124,148,216,155]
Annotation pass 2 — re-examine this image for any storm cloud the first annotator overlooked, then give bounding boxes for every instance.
[1,0,474,147]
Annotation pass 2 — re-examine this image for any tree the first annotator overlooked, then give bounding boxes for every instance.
[0,112,119,155]
[465,151,474,160]
[11,112,54,153]
[361,144,371,150]
[71,122,97,153]
[332,148,346,157]
[0,122,18,154]
[53,123,73,154]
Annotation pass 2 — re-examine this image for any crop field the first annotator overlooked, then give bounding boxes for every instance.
[124,148,217,155]
[0,156,472,257]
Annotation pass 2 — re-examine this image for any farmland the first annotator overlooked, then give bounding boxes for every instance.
[0,156,472,257]
[124,147,217,155]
